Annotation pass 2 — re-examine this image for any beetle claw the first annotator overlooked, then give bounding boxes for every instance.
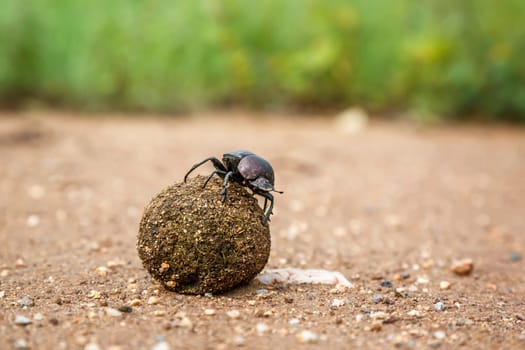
[261,215,271,225]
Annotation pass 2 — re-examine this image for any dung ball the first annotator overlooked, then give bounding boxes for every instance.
[137,175,271,295]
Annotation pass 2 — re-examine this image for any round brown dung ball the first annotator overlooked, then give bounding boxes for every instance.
[137,175,271,295]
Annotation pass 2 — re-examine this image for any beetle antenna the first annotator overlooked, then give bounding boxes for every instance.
[272,189,284,194]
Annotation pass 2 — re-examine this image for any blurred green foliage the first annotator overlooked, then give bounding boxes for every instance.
[0,0,524,120]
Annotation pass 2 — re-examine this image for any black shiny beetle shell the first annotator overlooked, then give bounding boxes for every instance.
[223,150,275,189]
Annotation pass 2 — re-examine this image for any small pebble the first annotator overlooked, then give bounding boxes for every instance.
[204,309,216,316]
[14,339,30,350]
[329,283,348,294]
[408,310,422,317]
[370,311,388,320]
[95,266,110,276]
[118,305,133,313]
[289,318,300,325]
[49,318,59,326]
[227,310,241,319]
[416,276,429,284]
[380,280,393,288]
[129,298,142,306]
[253,309,264,318]
[33,313,43,321]
[17,296,35,307]
[395,287,408,298]
[451,258,474,276]
[262,310,273,317]
[510,252,522,262]
[0,291,5,298]
[409,328,428,337]
[179,317,193,328]
[372,294,384,304]
[88,290,102,299]
[233,336,245,347]
[296,330,318,343]
[434,301,446,311]
[369,321,383,332]
[106,259,125,268]
[26,215,40,227]
[152,341,169,350]
[256,322,269,334]
[84,343,101,350]
[147,296,160,305]
[421,260,435,269]
[14,315,32,326]
[15,258,27,268]
[428,340,442,348]
[331,298,345,308]
[105,308,122,317]
[434,331,446,340]
[485,283,497,290]
[440,281,451,290]
[256,289,269,295]
[153,310,166,317]
[108,343,124,349]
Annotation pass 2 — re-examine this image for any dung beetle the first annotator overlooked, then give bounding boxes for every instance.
[184,150,283,224]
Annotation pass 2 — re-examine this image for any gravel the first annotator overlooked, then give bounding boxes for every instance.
[2,114,525,350]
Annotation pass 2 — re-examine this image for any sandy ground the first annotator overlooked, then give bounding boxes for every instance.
[0,111,524,350]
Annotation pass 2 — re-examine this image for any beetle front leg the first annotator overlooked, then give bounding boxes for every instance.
[263,197,269,212]
[184,157,227,182]
[203,169,227,188]
[260,192,274,225]
[220,171,234,202]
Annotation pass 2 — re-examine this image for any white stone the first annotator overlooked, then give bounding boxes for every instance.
[226,310,241,319]
[289,318,300,325]
[296,330,319,344]
[152,341,169,350]
[434,331,446,340]
[331,298,346,308]
[26,215,40,227]
[256,323,269,334]
[105,308,122,317]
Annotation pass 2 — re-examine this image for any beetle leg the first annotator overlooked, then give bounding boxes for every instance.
[263,197,269,212]
[202,169,227,188]
[259,192,274,225]
[220,171,234,202]
[184,157,227,182]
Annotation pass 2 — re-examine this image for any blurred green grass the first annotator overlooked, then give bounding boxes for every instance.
[0,0,524,121]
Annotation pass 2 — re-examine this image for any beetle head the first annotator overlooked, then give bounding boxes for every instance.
[250,177,283,194]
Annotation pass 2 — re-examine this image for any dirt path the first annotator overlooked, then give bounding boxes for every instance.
[1,111,524,349]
